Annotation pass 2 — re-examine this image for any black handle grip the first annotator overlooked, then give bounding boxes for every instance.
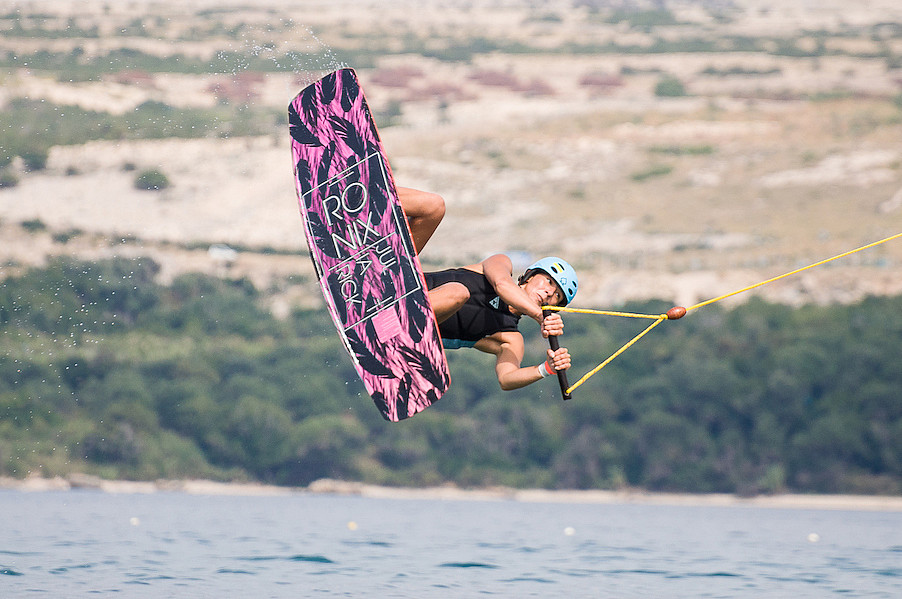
[543,309,572,401]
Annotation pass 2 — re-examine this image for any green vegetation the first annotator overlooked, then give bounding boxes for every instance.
[654,76,687,97]
[648,145,715,156]
[2,258,901,494]
[606,8,679,30]
[0,98,281,174]
[20,218,47,233]
[631,164,673,182]
[700,66,782,77]
[0,170,18,189]
[51,228,84,244]
[0,28,891,78]
[19,147,49,171]
[134,169,170,191]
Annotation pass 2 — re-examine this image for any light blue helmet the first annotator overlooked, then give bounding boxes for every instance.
[521,257,578,306]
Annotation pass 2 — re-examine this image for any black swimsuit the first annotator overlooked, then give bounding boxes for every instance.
[424,268,521,349]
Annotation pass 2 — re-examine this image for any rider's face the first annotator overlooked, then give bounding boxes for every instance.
[524,273,564,307]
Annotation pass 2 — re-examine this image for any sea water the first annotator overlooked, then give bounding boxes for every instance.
[1,489,900,598]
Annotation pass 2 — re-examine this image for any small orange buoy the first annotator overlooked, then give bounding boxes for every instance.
[666,306,687,320]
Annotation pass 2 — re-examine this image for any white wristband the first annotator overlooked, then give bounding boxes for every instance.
[538,361,553,378]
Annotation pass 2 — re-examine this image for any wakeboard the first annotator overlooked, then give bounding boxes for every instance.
[288,69,450,421]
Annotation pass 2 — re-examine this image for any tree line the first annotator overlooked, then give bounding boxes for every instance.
[1,257,900,495]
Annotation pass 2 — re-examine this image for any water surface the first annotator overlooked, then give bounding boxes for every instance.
[1,490,899,597]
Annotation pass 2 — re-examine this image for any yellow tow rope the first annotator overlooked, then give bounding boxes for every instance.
[544,231,902,395]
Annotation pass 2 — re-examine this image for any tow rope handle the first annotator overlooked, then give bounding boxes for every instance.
[543,309,572,401]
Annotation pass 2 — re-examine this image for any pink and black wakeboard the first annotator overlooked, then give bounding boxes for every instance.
[288,69,449,421]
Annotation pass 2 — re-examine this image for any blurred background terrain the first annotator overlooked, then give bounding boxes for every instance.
[2,0,902,494]
[2,0,901,308]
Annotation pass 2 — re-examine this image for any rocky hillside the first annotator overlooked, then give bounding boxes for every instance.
[2,0,902,310]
